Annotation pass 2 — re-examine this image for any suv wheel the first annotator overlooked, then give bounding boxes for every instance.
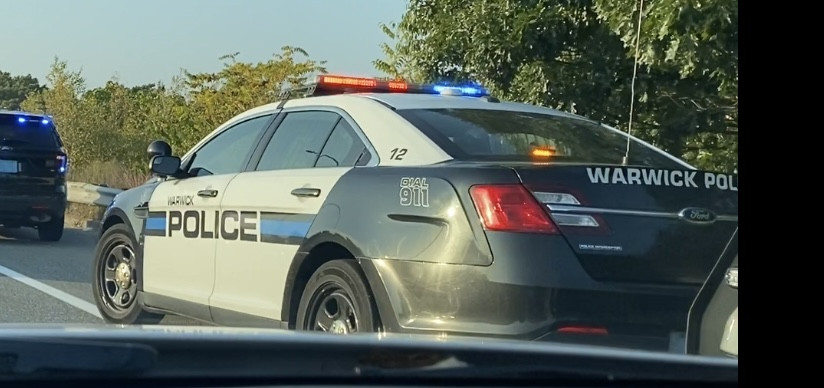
[38,216,64,242]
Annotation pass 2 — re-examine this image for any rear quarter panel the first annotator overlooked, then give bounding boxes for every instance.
[299,165,521,265]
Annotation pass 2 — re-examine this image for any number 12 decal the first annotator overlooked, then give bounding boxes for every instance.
[390,148,408,160]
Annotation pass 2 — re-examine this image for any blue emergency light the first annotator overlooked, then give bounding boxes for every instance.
[431,84,488,97]
[16,116,52,125]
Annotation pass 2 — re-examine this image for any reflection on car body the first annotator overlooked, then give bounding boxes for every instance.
[92,75,739,353]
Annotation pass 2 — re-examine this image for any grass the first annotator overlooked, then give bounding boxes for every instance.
[65,160,150,226]
[65,202,106,228]
[67,160,150,190]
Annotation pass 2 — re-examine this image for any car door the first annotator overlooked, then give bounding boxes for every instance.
[142,113,274,313]
[210,108,374,324]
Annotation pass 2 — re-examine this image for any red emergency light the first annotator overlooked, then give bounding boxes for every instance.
[319,75,378,88]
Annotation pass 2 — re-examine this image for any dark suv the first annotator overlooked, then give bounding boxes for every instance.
[0,110,68,241]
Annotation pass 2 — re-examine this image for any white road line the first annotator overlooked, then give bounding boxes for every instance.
[0,264,102,319]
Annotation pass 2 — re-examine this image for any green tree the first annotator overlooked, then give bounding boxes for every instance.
[0,70,43,110]
[183,45,327,137]
[20,59,89,164]
[375,0,737,172]
[19,47,327,175]
[593,0,738,171]
[373,22,426,82]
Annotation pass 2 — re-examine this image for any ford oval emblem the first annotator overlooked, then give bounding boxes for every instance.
[678,207,717,225]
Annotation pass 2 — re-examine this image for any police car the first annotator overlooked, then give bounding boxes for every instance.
[1,111,68,241]
[92,75,739,351]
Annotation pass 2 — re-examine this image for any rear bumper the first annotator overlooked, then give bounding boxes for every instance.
[0,193,66,226]
[359,233,699,353]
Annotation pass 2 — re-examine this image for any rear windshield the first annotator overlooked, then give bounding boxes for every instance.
[396,108,686,168]
[0,115,61,148]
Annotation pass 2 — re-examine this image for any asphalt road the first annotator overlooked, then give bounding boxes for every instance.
[0,225,199,326]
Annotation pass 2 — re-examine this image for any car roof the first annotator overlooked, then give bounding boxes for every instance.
[358,93,577,115]
[280,93,596,122]
[0,109,49,119]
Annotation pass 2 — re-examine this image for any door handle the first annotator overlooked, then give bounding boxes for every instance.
[197,189,218,198]
[291,187,321,198]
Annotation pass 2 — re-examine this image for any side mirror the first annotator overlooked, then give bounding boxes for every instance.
[147,140,172,160]
[150,155,181,177]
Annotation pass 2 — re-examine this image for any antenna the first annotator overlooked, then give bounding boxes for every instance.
[622,0,645,166]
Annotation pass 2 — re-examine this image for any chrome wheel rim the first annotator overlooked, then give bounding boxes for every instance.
[307,284,359,334]
[99,243,137,311]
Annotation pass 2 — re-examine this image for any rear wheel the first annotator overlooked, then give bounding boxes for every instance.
[296,260,379,334]
[92,223,163,324]
[37,216,64,242]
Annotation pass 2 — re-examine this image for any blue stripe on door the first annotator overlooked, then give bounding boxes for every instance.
[260,220,312,239]
[144,211,168,237]
[259,212,315,245]
[146,217,166,231]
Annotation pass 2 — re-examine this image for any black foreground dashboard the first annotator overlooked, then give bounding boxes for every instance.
[0,326,737,388]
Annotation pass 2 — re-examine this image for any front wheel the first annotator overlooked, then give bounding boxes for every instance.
[296,259,380,334]
[92,223,163,324]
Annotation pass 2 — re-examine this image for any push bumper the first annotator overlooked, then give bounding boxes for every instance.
[359,233,698,353]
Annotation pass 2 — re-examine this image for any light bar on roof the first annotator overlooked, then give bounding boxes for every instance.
[312,74,489,97]
[320,75,377,88]
[16,116,52,125]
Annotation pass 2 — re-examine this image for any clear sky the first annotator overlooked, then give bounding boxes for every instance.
[0,0,408,88]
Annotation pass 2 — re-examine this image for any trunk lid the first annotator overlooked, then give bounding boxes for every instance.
[512,164,738,286]
[0,146,67,195]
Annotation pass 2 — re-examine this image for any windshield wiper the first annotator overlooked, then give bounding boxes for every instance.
[0,339,156,379]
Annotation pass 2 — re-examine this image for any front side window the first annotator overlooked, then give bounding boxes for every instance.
[187,114,272,176]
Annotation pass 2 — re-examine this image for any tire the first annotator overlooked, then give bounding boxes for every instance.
[92,223,163,324]
[37,216,64,242]
[296,259,380,334]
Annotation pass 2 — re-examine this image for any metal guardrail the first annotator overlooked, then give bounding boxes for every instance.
[67,182,123,207]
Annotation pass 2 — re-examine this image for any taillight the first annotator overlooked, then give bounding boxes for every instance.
[56,155,68,174]
[469,185,558,234]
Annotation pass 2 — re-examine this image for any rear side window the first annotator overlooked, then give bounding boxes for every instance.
[255,111,340,171]
[395,109,684,168]
[315,120,368,168]
[0,115,61,148]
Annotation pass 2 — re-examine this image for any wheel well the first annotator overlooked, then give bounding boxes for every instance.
[101,215,124,235]
[287,242,354,329]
